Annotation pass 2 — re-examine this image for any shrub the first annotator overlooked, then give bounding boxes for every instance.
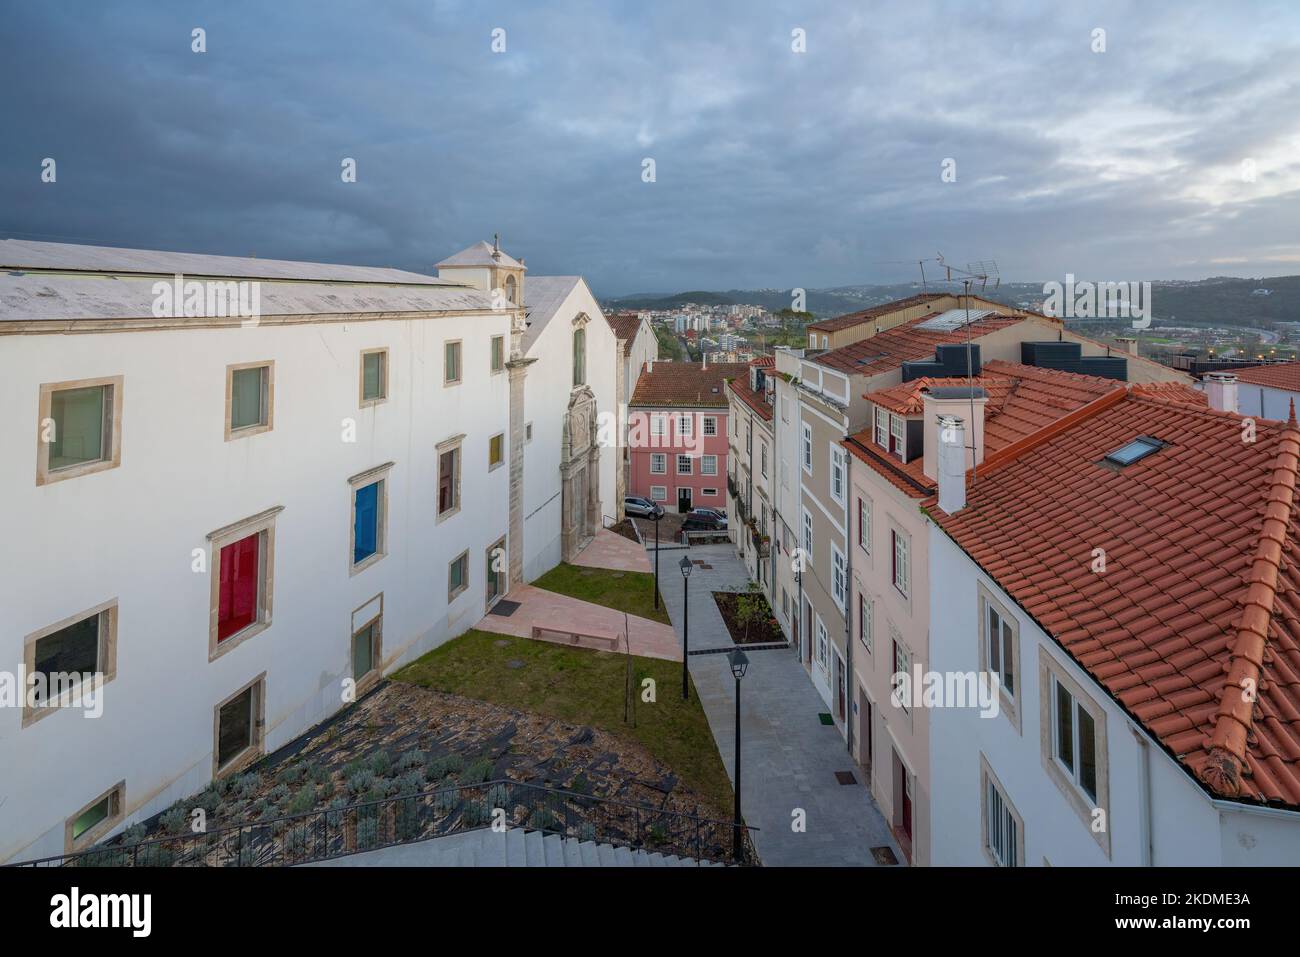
[286,786,315,816]
[528,807,559,831]
[346,769,376,796]
[397,770,424,796]
[159,804,188,835]
[357,818,379,850]
[341,757,367,778]
[367,751,392,776]
[485,784,511,809]
[462,800,489,827]
[397,749,424,771]
[316,779,336,802]
[280,764,304,786]
[309,763,332,785]
[234,773,262,800]
[578,821,597,843]
[266,784,291,806]
[120,823,148,846]
[461,757,494,785]
[196,787,222,814]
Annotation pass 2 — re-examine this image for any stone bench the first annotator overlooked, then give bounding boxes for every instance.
[531,625,621,652]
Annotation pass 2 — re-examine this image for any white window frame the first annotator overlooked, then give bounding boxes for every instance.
[1039,647,1109,855]
[801,423,813,474]
[702,416,718,436]
[701,487,718,497]
[650,452,667,474]
[651,414,666,436]
[830,447,846,505]
[980,585,1021,727]
[701,455,718,476]
[874,407,888,449]
[816,617,829,671]
[831,544,847,610]
[802,508,813,556]
[889,413,905,459]
[858,592,873,653]
[678,414,694,437]
[893,638,911,713]
[857,497,872,554]
[676,454,693,475]
[760,442,768,477]
[891,528,910,598]
[981,756,1024,867]
[650,485,667,502]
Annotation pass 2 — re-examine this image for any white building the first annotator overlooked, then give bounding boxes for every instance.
[0,237,596,862]
[925,383,1300,865]
[1202,365,1300,421]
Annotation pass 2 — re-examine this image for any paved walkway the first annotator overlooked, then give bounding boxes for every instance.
[572,528,651,573]
[663,543,902,867]
[475,584,680,660]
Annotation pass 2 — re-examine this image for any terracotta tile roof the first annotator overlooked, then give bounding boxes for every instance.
[807,293,948,333]
[1227,361,1300,393]
[845,362,1123,498]
[728,377,774,422]
[750,355,775,369]
[813,312,1027,376]
[629,362,750,409]
[606,311,643,354]
[929,391,1300,808]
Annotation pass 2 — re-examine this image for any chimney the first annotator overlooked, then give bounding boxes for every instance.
[921,387,987,481]
[936,414,967,514]
[1115,337,1138,356]
[1205,372,1239,413]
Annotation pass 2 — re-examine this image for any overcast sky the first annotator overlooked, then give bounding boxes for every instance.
[3,0,1298,296]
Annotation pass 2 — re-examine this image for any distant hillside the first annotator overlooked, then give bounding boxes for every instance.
[606,275,1300,327]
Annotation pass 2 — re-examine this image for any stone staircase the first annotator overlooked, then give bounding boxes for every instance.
[306,827,727,867]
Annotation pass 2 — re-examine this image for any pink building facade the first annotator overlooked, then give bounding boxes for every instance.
[626,362,747,513]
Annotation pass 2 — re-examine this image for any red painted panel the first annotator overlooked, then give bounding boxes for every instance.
[218,533,259,641]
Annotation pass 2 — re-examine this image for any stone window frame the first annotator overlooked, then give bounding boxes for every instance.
[65,780,125,854]
[676,454,693,475]
[978,581,1022,732]
[448,549,470,602]
[348,463,393,576]
[488,432,506,472]
[980,753,1025,867]
[358,347,389,408]
[444,339,463,386]
[649,485,667,501]
[224,360,275,441]
[490,335,505,374]
[436,434,465,523]
[1038,645,1111,858]
[35,374,125,486]
[22,598,119,728]
[702,416,718,436]
[701,487,718,497]
[212,672,267,779]
[350,593,384,696]
[207,506,281,661]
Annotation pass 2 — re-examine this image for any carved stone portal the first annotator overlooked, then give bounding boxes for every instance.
[561,385,601,561]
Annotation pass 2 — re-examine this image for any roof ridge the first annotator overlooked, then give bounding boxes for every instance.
[1200,411,1300,797]
[973,385,1128,477]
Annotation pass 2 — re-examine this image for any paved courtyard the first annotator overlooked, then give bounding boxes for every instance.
[661,542,902,867]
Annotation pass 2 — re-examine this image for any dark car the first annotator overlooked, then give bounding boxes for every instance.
[681,510,726,532]
[691,507,728,528]
[624,496,665,519]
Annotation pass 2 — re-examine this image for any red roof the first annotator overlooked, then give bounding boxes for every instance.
[750,354,775,369]
[930,390,1300,808]
[728,376,773,422]
[845,362,1125,497]
[807,293,948,333]
[629,361,750,409]
[606,312,643,354]
[813,312,1027,376]
[1227,361,1300,393]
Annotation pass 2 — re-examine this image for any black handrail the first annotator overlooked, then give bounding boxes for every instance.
[7,778,759,868]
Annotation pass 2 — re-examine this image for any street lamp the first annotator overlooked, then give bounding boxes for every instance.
[679,556,693,701]
[728,647,749,863]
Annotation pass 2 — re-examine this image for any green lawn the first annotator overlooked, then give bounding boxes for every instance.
[392,629,733,816]
[530,562,671,625]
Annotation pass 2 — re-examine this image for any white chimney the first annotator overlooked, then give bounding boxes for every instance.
[937,414,967,514]
[1115,337,1138,356]
[921,388,987,481]
[1205,372,1239,413]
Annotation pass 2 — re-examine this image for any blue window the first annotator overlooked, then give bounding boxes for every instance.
[353,481,382,565]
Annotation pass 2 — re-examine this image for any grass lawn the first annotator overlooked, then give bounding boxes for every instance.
[392,629,733,816]
[530,562,671,625]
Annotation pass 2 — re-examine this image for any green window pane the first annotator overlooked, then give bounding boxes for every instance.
[33,615,100,704]
[450,556,465,592]
[445,342,460,381]
[352,623,375,680]
[72,795,111,840]
[491,337,504,371]
[1056,681,1074,772]
[217,688,254,768]
[230,368,265,430]
[50,386,107,470]
[363,352,384,400]
[1078,707,1097,800]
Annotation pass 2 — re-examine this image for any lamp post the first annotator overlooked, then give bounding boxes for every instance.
[679,556,693,701]
[728,647,749,863]
[653,509,661,610]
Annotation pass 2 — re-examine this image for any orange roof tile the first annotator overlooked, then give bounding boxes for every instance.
[629,361,749,409]
[1226,361,1300,392]
[845,362,1123,498]
[813,312,1027,376]
[929,391,1300,808]
[728,376,774,422]
[806,293,948,333]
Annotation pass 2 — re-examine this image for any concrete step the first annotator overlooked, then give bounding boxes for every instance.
[505,826,526,866]
[542,833,565,867]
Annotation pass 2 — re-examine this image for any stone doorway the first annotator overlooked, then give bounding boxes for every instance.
[561,386,601,561]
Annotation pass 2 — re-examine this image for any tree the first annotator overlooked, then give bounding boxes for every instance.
[733,581,768,644]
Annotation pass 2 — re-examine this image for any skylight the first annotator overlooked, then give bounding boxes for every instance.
[1104,436,1165,467]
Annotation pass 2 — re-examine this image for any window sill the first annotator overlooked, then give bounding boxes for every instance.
[210,619,271,662]
[444,378,463,388]
[22,672,116,728]
[436,505,461,525]
[489,460,504,473]
[448,583,468,603]
[350,552,386,577]
[359,396,388,409]
[215,743,264,780]
[226,423,272,442]
[37,456,119,487]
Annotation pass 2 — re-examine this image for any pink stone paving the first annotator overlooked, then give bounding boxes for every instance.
[475,584,681,661]
[571,528,651,573]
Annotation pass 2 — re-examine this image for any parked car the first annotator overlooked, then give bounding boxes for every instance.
[691,507,728,527]
[681,510,726,532]
[624,496,664,519]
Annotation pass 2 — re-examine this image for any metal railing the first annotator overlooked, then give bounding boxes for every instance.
[8,779,759,869]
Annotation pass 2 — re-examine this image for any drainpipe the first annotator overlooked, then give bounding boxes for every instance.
[842,430,854,758]
[1132,725,1154,866]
